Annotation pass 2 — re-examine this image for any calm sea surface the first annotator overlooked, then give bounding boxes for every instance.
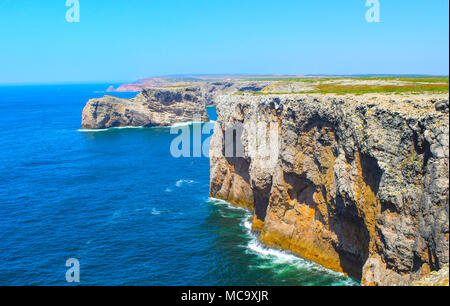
[0,84,358,285]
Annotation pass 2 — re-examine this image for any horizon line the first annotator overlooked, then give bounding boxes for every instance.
[1,73,449,86]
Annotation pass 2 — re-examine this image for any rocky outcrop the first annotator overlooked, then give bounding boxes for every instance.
[200,81,271,105]
[105,78,272,103]
[81,87,209,129]
[209,93,449,286]
[410,264,449,286]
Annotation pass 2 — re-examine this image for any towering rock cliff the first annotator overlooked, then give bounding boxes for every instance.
[81,87,209,129]
[209,93,449,286]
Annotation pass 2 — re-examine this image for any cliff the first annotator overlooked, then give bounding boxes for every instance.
[209,93,449,286]
[81,87,209,129]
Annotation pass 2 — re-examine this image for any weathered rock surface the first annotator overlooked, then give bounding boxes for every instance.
[410,264,449,286]
[209,93,449,286]
[81,87,209,129]
[105,79,273,104]
[200,81,271,105]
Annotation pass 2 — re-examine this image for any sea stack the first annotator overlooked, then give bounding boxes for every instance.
[81,87,209,129]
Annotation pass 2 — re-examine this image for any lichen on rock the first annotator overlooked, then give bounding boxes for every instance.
[209,93,449,286]
[410,264,449,286]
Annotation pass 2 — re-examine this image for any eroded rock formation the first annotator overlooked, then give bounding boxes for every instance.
[81,87,209,129]
[410,264,449,286]
[209,93,449,285]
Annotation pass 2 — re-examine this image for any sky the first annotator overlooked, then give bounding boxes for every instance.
[0,0,448,84]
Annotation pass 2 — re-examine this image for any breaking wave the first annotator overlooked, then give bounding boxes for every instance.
[209,197,359,286]
[175,179,196,187]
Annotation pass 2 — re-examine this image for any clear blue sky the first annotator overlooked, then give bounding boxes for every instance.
[0,0,448,84]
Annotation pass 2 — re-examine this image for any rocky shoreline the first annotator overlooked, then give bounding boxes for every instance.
[80,79,449,286]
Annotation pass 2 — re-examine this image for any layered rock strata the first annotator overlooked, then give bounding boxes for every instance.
[81,87,209,129]
[209,93,449,286]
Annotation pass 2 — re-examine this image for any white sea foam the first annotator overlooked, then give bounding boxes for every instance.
[77,128,110,132]
[151,208,162,215]
[247,240,306,265]
[172,121,202,127]
[208,197,250,212]
[175,179,195,187]
[244,219,252,230]
[114,126,144,129]
[243,225,352,279]
[77,122,199,133]
[207,196,356,283]
[77,126,145,132]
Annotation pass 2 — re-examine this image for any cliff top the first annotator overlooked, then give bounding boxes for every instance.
[108,76,449,96]
[217,93,449,121]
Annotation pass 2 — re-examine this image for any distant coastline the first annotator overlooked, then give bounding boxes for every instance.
[104,74,449,93]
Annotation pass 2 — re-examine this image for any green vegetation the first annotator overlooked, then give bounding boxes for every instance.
[162,85,191,88]
[345,77,449,83]
[242,77,334,82]
[243,76,449,84]
[235,86,449,95]
[305,82,449,95]
[234,76,449,95]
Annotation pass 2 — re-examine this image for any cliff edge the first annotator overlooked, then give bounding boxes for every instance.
[209,93,449,286]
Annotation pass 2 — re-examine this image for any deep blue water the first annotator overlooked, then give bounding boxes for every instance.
[0,84,358,286]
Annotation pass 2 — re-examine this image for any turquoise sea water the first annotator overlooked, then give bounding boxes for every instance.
[0,84,358,286]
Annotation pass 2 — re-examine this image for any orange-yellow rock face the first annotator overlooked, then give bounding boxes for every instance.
[210,94,449,286]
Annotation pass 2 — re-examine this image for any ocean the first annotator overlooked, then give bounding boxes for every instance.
[0,84,358,286]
